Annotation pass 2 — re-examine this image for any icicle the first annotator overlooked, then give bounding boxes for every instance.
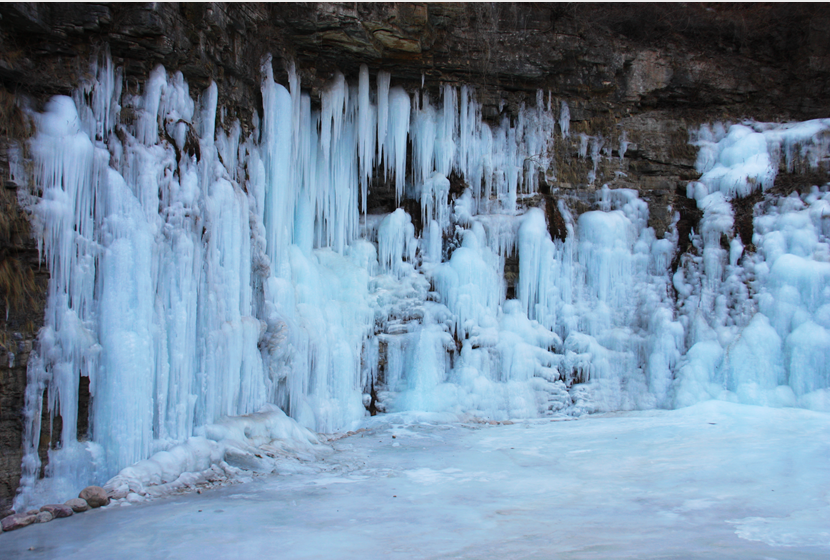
[137,66,167,146]
[376,71,391,170]
[559,101,570,138]
[357,65,375,214]
[321,72,348,162]
[435,84,457,177]
[288,60,302,161]
[261,57,294,266]
[518,208,552,321]
[378,209,416,277]
[387,87,410,204]
[619,130,629,163]
[411,93,436,190]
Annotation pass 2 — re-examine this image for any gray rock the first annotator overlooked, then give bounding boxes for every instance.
[41,503,74,518]
[66,498,89,513]
[1,513,36,531]
[35,511,53,523]
[26,509,39,515]
[65,498,90,513]
[79,485,109,508]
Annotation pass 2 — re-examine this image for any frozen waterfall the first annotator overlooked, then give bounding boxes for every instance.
[10,54,830,509]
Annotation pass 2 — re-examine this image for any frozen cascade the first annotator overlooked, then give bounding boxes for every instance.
[675,119,830,409]
[11,53,830,509]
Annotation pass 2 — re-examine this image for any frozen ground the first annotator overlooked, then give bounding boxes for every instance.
[3,401,829,559]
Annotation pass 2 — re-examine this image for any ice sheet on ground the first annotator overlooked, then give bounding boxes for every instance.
[3,401,828,560]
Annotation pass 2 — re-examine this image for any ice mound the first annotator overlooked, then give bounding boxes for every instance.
[104,405,320,499]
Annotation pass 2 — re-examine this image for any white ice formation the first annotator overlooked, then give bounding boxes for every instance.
[10,53,830,509]
[102,405,320,501]
[676,121,830,408]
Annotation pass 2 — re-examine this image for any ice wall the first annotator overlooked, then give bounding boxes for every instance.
[675,120,830,409]
[15,56,375,508]
[12,53,830,509]
[13,53,562,507]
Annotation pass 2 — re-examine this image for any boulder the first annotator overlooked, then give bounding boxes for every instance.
[1,513,36,531]
[79,485,109,508]
[41,503,74,518]
[35,511,53,523]
[65,498,90,513]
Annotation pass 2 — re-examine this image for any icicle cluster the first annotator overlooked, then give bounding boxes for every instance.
[675,119,830,409]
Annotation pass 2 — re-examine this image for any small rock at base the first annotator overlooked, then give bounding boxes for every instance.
[41,504,74,518]
[65,498,90,513]
[1,513,37,531]
[35,511,53,523]
[26,509,39,516]
[79,486,109,508]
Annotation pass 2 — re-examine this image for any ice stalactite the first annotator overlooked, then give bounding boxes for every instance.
[378,209,416,278]
[20,94,105,510]
[357,64,376,215]
[408,86,557,216]
[559,101,570,138]
[386,87,410,204]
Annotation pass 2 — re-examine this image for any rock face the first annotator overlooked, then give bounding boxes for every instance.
[0,2,828,511]
[0,4,828,128]
[78,486,109,508]
[0,183,48,517]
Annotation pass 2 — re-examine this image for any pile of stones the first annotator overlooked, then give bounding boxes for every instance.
[0,486,109,533]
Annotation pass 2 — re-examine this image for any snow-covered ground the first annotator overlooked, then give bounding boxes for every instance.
[3,400,828,559]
